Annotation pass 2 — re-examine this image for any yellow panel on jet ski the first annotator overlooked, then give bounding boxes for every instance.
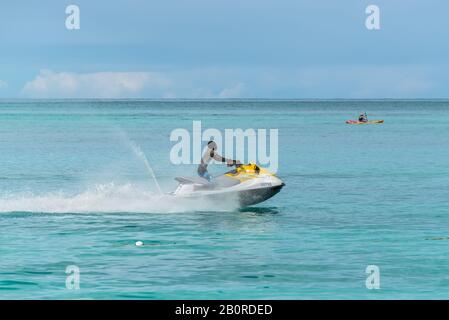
[225,163,274,182]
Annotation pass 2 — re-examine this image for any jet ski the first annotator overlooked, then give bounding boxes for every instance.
[172,163,285,207]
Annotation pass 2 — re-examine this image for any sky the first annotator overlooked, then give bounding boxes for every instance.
[0,0,448,99]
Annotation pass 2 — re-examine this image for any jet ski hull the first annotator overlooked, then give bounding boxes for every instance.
[172,184,284,208]
[236,183,284,207]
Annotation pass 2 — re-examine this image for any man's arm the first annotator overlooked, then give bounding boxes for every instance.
[212,152,239,166]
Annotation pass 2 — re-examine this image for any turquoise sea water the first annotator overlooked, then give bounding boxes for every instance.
[1,100,449,299]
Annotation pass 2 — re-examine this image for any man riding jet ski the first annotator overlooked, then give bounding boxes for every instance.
[173,140,285,207]
[197,140,240,181]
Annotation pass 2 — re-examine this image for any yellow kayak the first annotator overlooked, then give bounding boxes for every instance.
[346,120,384,125]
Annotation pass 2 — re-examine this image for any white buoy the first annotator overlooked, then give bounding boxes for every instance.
[135,241,144,246]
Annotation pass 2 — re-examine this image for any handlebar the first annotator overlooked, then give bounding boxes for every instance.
[227,160,242,167]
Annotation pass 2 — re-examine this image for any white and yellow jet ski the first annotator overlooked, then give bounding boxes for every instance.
[172,163,284,207]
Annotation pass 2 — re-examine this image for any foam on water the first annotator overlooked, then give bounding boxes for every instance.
[0,183,239,213]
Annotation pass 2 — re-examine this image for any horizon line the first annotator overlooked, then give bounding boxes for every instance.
[1,98,449,102]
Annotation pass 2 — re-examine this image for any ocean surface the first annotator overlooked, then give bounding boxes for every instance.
[1,99,449,299]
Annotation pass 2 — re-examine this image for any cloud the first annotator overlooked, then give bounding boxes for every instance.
[22,70,172,98]
[179,82,245,99]
[218,82,245,98]
[20,65,445,99]
[0,80,7,88]
[21,69,246,99]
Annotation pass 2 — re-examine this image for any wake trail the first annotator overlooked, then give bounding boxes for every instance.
[0,183,238,213]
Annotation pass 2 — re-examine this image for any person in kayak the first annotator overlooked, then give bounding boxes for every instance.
[358,113,368,122]
[198,140,240,181]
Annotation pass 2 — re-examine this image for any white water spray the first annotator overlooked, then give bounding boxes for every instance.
[0,183,239,213]
[129,141,163,195]
[0,129,241,213]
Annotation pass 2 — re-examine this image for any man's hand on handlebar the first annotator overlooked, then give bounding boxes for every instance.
[227,159,242,167]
